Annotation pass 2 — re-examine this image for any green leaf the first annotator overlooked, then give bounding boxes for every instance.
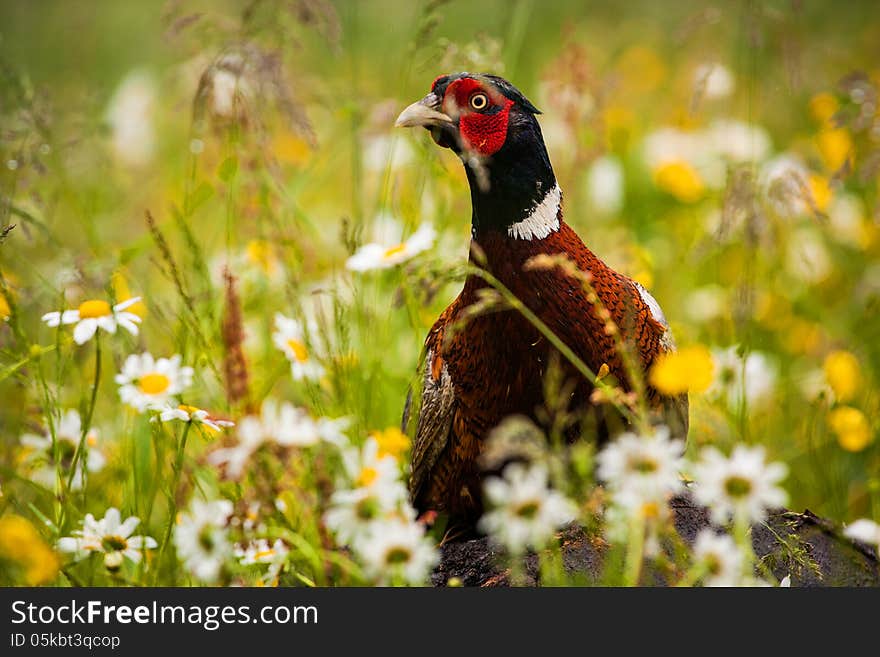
[218,156,239,183]
[185,182,214,216]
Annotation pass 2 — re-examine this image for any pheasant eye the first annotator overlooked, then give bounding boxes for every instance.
[469,93,489,110]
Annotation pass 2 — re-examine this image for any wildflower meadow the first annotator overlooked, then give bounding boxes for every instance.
[1,1,879,589]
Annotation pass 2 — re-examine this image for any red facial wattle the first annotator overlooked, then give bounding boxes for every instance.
[441,77,513,157]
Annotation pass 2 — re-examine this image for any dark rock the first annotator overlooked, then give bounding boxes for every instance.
[433,495,880,587]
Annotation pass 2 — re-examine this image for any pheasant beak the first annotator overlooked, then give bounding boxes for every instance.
[395,93,453,128]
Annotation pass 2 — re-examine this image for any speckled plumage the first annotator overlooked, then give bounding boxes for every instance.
[410,213,687,522]
[400,73,688,526]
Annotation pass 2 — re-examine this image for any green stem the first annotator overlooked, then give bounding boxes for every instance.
[623,513,646,587]
[508,549,527,586]
[732,512,760,583]
[154,421,192,584]
[64,335,101,501]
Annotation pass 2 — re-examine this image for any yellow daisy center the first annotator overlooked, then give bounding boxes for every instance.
[356,466,378,488]
[77,299,111,319]
[286,339,309,362]
[629,456,659,474]
[254,549,275,561]
[724,475,753,499]
[514,500,541,519]
[641,501,661,519]
[246,240,278,275]
[705,554,722,576]
[139,373,171,395]
[101,535,128,552]
[385,546,412,565]
[178,404,200,415]
[371,427,411,461]
[383,243,406,259]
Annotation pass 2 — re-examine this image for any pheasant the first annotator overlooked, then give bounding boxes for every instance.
[397,73,687,529]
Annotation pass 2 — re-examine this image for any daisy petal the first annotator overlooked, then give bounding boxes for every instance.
[42,311,62,327]
[57,537,81,553]
[118,516,140,538]
[117,317,140,336]
[104,508,121,533]
[73,319,99,345]
[97,316,118,334]
[114,296,142,312]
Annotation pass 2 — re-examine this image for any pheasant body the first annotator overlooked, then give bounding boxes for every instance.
[398,73,687,526]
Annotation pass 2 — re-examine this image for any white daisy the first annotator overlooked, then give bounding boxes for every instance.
[157,404,234,433]
[323,479,410,546]
[596,426,685,510]
[235,538,289,584]
[106,70,156,167]
[797,368,835,403]
[692,529,745,587]
[209,241,287,293]
[206,414,266,479]
[684,285,726,323]
[760,154,811,217]
[340,437,401,490]
[115,352,194,413]
[324,436,411,546]
[355,517,438,585]
[271,313,324,381]
[586,155,624,215]
[346,222,435,272]
[313,416,352,448]
[42,297,142,345]
[173,499,234,583]
[706,119,771,164]
[207,400,346,478]
[692,445,788,525]
[478,462,578,554]
[257,400,332,447]
[694,63,735,100]
[786,227,832,284]
[843,519,880,556]
[20,409,105,490]
[709,346,777,408]
[57,507,157,569]
[209,54,253,119]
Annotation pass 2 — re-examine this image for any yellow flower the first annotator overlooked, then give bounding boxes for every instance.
[809,92,839,123]
[603,104,636,149]
[783,318,823,355]
[246,240,283,277]
[272,131,311,166]
[371,427,411,461]
[111,270,147,319]
[808,174,833,212]
[616,46,667,94]
[828,406,872,452]
[0,291,10,320]
[0,515,60,585]
[823,350,862,402]
[653,161,705,203]
[649,345,715,395]
[816,129,852,172]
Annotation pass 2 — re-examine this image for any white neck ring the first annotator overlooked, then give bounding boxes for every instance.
[507,184,562,241]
